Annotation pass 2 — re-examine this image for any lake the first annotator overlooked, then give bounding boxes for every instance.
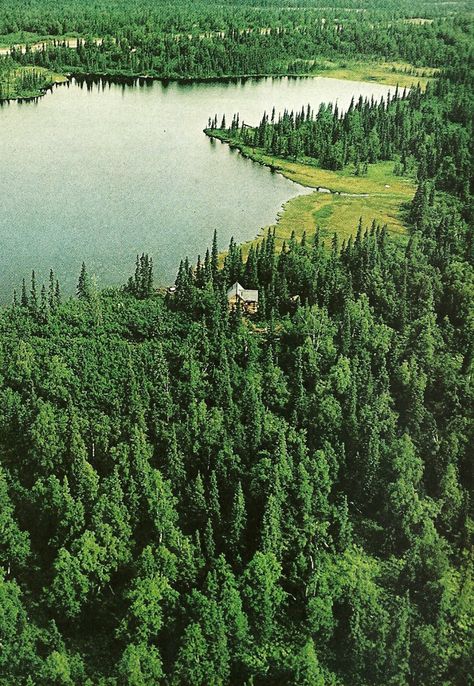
[0,75,393,300]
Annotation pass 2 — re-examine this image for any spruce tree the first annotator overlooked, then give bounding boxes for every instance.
[77,262,91,300]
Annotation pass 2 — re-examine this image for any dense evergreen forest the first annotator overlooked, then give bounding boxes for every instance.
[0,0,473,86]
[1,179,473,684]
[0,1,473,685]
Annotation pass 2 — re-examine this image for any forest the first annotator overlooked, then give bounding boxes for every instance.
[0,0,473,95]
[207,68,471,199]
[0,58,65,99]
[0,1,473,685]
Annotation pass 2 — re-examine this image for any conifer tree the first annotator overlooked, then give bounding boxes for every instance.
[20,278,28,308]
[294,639,325,686]
[227,482,246,566]
[173,622,209,685]
[188,472,207,531]
[77,262,91,300]
[211,229,219,282]
[30,270,37,311]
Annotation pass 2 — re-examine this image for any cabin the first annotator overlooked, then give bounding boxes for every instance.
[227,282,259,314]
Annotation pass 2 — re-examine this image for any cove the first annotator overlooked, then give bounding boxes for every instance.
[0,75,393,300]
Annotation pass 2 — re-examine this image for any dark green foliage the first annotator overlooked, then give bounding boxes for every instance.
[0,164,471,681]
[76,262,91,300]
[213,71,472,203]
[125,253,154,299]
[0,2,472,684]
[1,0,472,88]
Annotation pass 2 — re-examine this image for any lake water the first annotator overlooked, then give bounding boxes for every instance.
[0,75,392,299]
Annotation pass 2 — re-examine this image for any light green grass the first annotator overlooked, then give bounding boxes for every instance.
[241,189,410,260]
[265,190,408,247]
[308,59,437,90]
[208,131,415,258]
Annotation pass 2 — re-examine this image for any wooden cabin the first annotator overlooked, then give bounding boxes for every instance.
[227,282,259,314]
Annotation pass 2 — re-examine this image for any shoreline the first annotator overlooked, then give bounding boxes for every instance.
[0,69,415,260]
[0,71,67,103]
[0,57,434,103]
[204,129,374,194]
[205,129,415,256]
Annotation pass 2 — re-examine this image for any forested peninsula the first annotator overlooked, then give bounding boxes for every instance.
[205,68,470,249]
[0,1,473,685]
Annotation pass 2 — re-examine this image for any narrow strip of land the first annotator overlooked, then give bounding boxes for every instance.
[301,59,436,90]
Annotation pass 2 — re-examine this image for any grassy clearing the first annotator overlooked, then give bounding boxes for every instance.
[208,131,415,258]
[305,59,437,90]
[252,188,410,256]
[240,189,410,260]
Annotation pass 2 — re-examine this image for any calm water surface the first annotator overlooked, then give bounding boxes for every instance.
[0,76,392,299]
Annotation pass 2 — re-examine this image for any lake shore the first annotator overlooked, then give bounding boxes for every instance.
[0,49,435,102]
[206,128,415,256]
[0,72,411,296]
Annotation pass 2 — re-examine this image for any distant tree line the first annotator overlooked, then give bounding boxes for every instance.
[2,1,472,81]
